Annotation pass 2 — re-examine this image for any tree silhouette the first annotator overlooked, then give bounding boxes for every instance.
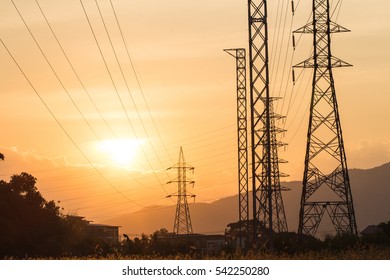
[0,172,63,258]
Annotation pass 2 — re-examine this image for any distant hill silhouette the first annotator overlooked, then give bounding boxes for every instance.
[104,163,390,237]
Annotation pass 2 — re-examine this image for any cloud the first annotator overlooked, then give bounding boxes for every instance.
[0,146,97,176]
[346,140,390,169]
[0,145,160,177]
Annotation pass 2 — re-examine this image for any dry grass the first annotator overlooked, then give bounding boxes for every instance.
[41,245,390,260]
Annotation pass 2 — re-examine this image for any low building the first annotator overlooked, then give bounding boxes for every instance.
[86,224,120,243]
[360,225,381,236]
[156,233,226,254]
[65,215,120,243]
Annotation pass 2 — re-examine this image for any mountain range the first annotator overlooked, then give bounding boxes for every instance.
[104,162,390,238]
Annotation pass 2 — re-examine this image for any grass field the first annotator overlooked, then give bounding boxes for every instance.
[49,245,390,260]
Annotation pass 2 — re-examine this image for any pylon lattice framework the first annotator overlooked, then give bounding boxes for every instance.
[248,0,288,248]
[258,98,289,234]
[167,147,195,235]
[294,0,357,236]
[224,48,249,249]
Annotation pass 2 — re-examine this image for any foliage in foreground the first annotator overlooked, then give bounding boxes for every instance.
[62,227,390,260]
[17,245,390,260]
[0,173,102,258]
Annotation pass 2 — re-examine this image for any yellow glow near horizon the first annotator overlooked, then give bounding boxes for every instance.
[97,139,143,168]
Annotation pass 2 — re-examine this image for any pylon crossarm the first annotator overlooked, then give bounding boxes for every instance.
[298,0,357,237]
[168,147,195,235]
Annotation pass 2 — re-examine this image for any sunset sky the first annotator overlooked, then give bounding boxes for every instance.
[0,0,389,225]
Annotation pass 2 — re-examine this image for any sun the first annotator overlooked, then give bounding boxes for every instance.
[97,139,143,167]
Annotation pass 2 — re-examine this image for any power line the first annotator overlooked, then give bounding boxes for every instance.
[11,0,158,204]
[80,0,170,195]
[94,0,171,179]
[2,1,305,223]
[78,0,137,139]
[11,0,104,144]
[34,0,117,138]
[0,37,143,208]
[109,0,174,164]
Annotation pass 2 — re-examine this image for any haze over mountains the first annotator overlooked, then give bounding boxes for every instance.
[104,163,390,238]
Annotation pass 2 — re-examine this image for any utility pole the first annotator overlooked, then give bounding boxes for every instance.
[167,147,195,235]
[294,0,357,236]
[248,0,288,249]
[224,48,249,250]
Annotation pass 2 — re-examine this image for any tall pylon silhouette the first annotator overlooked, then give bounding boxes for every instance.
[247,0,289,249]
[167,147,195,235]
[294,0,357,236]
[224,48,249,249]
[258,98,289,235]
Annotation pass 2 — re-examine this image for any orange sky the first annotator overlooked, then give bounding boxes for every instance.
[0,0,389,224]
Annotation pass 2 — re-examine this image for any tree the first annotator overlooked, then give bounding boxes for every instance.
[378,220,390,238]
[0,173,63,258]
[365,221,390,246]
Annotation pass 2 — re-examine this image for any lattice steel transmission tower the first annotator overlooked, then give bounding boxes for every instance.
[248,0,288,248]
[167,147,195,235]
[224,48,249,249]
[258,98,289,234]
[294,0,357,236]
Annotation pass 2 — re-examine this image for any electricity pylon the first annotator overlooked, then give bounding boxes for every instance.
[224,48,249,249]
[167,147,195,235]
[248,0,288,249]
[294,0,357,236]
[258,98,289,235]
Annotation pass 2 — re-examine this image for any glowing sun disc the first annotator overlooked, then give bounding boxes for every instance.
[98,139,143,167]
